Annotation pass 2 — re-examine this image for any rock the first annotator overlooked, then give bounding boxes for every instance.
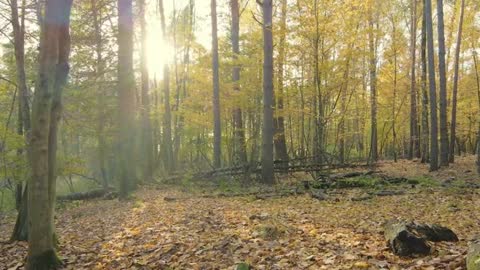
[467,240,480,270]
[310,189,327,200]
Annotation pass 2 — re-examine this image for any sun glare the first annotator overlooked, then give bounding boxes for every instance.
[146,22,173,79]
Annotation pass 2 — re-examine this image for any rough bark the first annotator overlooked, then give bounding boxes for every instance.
[449,0,465,163]
[27,0,73,268]
[436,0,449,166]
[425,0,439,171]
[467,241,480,270]
[368,11,378,163]
[211,0,222,168]
[117,0,136,198]
[420,0,429,164]
[230,0,247,165]
[261,0,275,184]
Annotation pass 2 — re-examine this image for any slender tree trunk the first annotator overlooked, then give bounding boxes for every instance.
[27,0,73,268]
[472,47,480,174]
[10,0,30,242]
[211,0,222,168]
[437,0,449,166]
[425,0,439,171]
[421,0,429,163]
[392,17,398,162]
[230,0,247,165]
[159,0,174,173]
[117,0,136,198]
[449,0,465,163]
[140,0,154,180]
[261,0,274,184]
[409,0,420,159]
[92,0,109,190]
[273,0,289,164]
[368,12,378,163]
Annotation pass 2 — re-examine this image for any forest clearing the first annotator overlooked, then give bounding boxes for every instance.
[0,0,480,268]
[1,158,479,269]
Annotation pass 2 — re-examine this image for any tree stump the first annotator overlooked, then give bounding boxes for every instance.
[383,220,458,257]
[467,240,480,270]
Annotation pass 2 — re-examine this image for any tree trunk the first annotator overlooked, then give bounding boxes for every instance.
[449,0,465,163]
[409,0,420,159]
[467,241,480,270]
[159,0,174,173]
[211,0,222,168]
[261,0,274,184]
[10,0,31,242]
[117,0,136,198]
[436,0,449,166]
[140,0,154,181]
[420,0,429,163]
[425,0,439,171]
[368,12,378,163]
[273,0,289,164]
[473,47,480,175]
[27,0,73,268]
[230,0,247,165]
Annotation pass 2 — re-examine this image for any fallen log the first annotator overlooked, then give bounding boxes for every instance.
[383,220,458,257]
[467,240,480,270]
[57,188,117,201]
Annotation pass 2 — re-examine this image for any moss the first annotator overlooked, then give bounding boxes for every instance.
[26,249,62,270]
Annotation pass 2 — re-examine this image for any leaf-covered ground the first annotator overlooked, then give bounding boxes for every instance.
[1,158,479,270]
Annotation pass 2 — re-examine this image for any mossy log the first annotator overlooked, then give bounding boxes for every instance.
[467,241,480,270]
[57,188,117,201]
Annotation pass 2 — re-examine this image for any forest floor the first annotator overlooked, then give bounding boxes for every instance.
[0,157,479,270]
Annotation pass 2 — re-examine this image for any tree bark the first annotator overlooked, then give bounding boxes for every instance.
[368,11,378,163]
[425,0,439,171]
[261,0,275,184]
[436,0,449,166]
[449,0,465,163]
[420,0,429,163]
[117,0,136,198]
[211,0,222,168]
[27,0,73,268]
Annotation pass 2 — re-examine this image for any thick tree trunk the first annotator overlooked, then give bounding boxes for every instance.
[211,0,222,168]
[140,0,154,181]
[425,0,439,171]
[467,241,480,270]
[261,0,274,184]
[409,0,420,159]
[27,0,73,268]
[436,0,449,166]
[117,0,136,198]
[230,0,247,165]
[449,0,465,163]
[273,0,289,165]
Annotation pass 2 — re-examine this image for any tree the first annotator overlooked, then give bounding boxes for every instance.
[140,0,154,180]
[211,0,221,168]
[261,0,274,184]
[409,0,420,160]
[117,0,136,198]
[449,0,465,163]
[230,0,247,165]
[159,0,174,173]
[436,0,449,166]
[368,7,378,163]
[273,0,289,164]
[10,0,30,242]
[420,0,429,163]
[26,0,73,268]
[425,0,439,171]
